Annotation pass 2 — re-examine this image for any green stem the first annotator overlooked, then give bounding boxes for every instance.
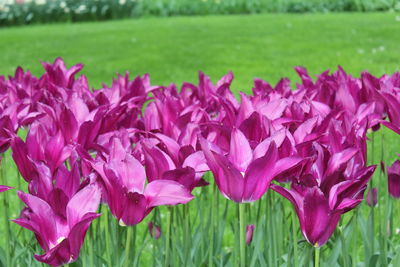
[88,229,94,267]
[104,208,112,266]
[370,193,375,254]
[268,193,277,266]
[369,131,375,255]
[264,196,272,267]
[183,204,191,264]
[314,246,320,267]
[380,131,388,266]
[165,208,172,267]
[1,160,11,267]
[209,183,216,267]
[352,211,358,267]
[239,203,246,267]
[291,209,298,267]
[124,226,133,267]
[340,228,349,267]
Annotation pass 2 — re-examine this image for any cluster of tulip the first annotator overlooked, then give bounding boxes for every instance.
[0,58,399,266]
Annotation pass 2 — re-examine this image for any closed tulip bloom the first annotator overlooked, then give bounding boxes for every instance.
[365,187,378,207]
[388,160,400,198]
[246,224,255,245]
[148,222,161,239]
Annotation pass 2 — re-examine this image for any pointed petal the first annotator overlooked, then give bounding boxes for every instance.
[325,148,358,176]
[303,187,334,246]
[271,184,305,230]
[11,137,37,182]
[108,154,146,193]
[162,167,197,190]
[0,185,12,193]
[142,143,176,181]
[381,121,400,135]
[242,143,278,201]
[66,184,101,228]
[228,128,253,171]
[17,191,57,249]
[67,212,101,256]
[200,137,244,202]
[144,180,194,207]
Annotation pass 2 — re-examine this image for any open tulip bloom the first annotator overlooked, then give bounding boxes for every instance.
[13,184,101,266]
[200,128,303,203]
[271,144,376,247]
[2,58,400,266]
[89,138,194,225]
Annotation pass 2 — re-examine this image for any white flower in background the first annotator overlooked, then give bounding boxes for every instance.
[60,1,66,8]
[35,0,45,5]
[76,4,86,13]
[119,0,126,5]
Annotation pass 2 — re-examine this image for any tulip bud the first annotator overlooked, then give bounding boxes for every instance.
[246,224,255,245]
[388,160,400,198]
[148,222,161,240]
[365,188,378,207]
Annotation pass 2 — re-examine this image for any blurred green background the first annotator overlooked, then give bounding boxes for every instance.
[1,12,400,91]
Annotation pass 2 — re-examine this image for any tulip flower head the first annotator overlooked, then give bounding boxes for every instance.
[13,184,101,266]
[200,128,303,203]
[366,187,378,207]
[91,138,194,226]
[388,160,400,198]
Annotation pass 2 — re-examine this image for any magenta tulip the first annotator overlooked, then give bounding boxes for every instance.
[272,145,376,247]
[246,224,255,245]
[366,187,378,207]
[200,128,303,203]
[388,160,400,198]
[13,184,101,266]
[90,138,194,225]
[148,222,161,239]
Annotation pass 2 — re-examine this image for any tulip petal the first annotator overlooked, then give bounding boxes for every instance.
[16,191,58,250]
[325,148,358,176]
[303,187,332,246]
[120,192,148,225]
[243,143,278,201]
[66,184,101,228]
[381,121,400,135]
[0,185,12,193]
[228,128,253,171]
[144,180,194,207]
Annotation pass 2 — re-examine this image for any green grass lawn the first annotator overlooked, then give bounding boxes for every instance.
[1,12,400,91]
[1,13,400,267]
